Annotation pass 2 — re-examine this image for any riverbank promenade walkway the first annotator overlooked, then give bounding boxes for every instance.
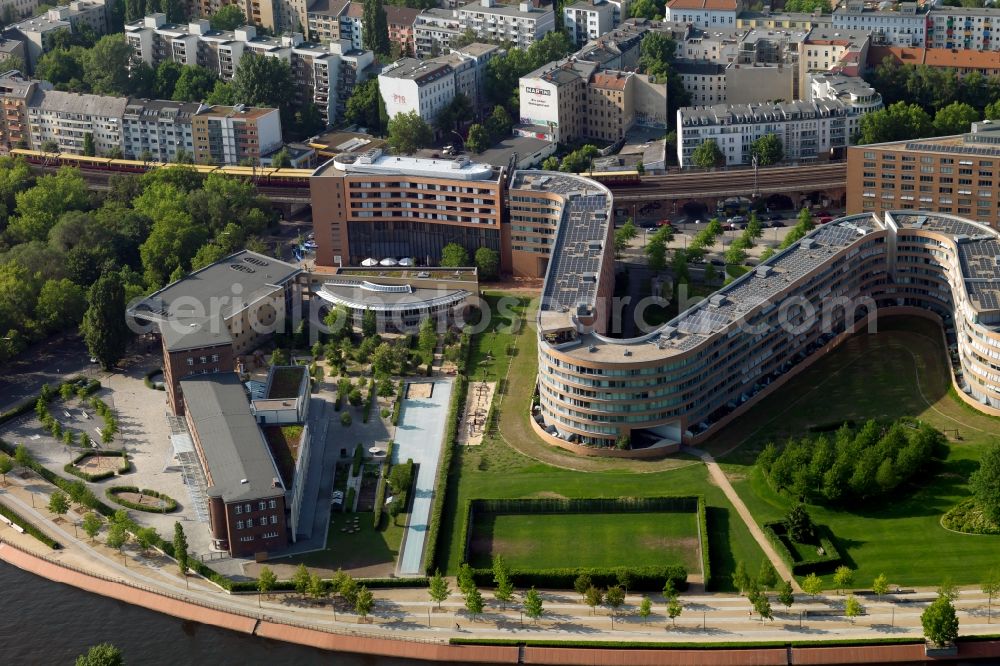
[3,471,1000,664]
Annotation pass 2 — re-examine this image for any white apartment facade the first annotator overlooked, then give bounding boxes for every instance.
[563,0,614,48]
[27,89,125,155]
[831,0,926,48]
[675,61,726,106]
[414,8,462,58]
[121,98,199,162]
[9,0,109,70]
[663,0,740,28]
[378,57,455,123]
[676,90,879,167]
[457,0,555,50]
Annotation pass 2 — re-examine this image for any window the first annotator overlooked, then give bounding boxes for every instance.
[234,505,242,515]
[245,503,251,513]
[271,515,278,524]
[236,520,244,529]
[259,501,266,511]
[246,518,254,528]
[269,499,277,509]
[186,358,193,366]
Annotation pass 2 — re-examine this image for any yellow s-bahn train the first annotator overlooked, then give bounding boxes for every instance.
[9,148,314,187]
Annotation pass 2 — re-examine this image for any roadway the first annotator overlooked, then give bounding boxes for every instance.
[609,162,847,202]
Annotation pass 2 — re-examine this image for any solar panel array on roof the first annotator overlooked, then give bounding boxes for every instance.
[905,142,1000,159]
[541,193,609,312]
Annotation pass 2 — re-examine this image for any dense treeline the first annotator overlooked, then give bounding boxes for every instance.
[756,420,944,504]
[0,157,278,363]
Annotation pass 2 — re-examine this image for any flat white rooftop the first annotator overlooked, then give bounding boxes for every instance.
[332,149,495,181]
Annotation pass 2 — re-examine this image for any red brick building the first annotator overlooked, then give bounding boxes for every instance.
[181,373,289,557]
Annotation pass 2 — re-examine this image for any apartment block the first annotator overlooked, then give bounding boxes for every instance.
[663,0,741,28]
[927,5,1000,51]
[798,27,870,102]
[122,98,200,162]
[28,89,125,155]
[518,57,666,143]
[309,148,508,273]
[677,25,741,63]
[831,0,926,48]
[677,73,882,168]
[9,0,109,70]
[0,70,44,153]
[438,42,502,111]
[414,8,462,58]
[676,61,726,106]
[846,121,1000,230]
[457,0,555,50]
[564,0,615,48]
[192,105,282,165]
[378,57,455,124]
[126,15,375,126]
[305,0,349,43]
[736,9,831,31]
[385,5,420,56]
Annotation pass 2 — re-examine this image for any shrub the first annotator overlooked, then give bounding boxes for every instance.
[106,486,178,513]
[762,520,843,575]
[362,378,376,423]
[423,375,466,575]
[63,463,115,482]
[391,381,405,425]
[351,443,364,476]
[340,411,352,427]
[380,407,390,419]
[373,474,388,528]
[0,501,60,549]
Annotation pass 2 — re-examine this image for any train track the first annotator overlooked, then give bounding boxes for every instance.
[610,163,848,201]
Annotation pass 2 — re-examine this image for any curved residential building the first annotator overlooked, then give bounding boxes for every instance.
[533,205,1000,452]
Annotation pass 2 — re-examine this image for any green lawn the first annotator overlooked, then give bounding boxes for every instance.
[287,511,405,575]
[468,511,700,571]
[467,292,530,382]
[438,292,768,590]
[713,316,1000,588]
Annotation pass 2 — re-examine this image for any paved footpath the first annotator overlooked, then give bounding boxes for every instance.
[9,471,1000,663]
[692,448,802,593]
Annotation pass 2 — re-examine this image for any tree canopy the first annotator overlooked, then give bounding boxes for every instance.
[387,111,433,155]
[211,5,246,31]
[757,419,942,504]
[690,139,725,168]
[750,133,783,166]
[970,443,1000,523]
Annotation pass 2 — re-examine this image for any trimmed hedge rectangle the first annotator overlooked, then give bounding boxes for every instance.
[422,374,467,575]
[461,496,704,590]
[469,565,688,592]
[763,520,843,575]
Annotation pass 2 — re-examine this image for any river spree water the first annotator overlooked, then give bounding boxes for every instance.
[0,561,419,665]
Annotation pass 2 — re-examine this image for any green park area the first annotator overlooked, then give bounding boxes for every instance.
[714,316,1000,588]
[438,295,1000,591]
[467,510,701,572]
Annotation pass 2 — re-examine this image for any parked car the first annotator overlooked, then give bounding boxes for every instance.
[657,219,673,228]
[764,212,783,221]
[638,218,657,228]
[817,215,834,225]
[725,221,746,231]
[768,219,786,228]
[727,215,747,225]
[709,258,725,267]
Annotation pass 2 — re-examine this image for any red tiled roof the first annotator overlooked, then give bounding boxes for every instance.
[869,45,1000,71]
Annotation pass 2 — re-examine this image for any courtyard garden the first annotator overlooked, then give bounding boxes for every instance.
[713,316,1000,588]
[433,294,1000,593]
